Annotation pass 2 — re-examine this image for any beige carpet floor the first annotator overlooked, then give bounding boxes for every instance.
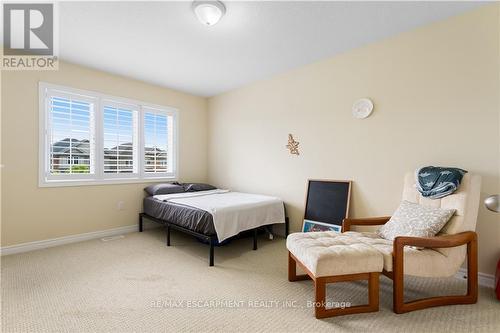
[1,228,499,333]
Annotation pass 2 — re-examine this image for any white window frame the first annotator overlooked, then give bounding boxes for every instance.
[39,82,179,187]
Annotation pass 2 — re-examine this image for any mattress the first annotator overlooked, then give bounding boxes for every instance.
[153,190,286,242]
[143,196,216,236]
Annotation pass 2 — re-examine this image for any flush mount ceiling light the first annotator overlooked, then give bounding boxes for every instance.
[193,1,226,26]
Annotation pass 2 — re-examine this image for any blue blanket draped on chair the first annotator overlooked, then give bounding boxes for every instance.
[416,166,467,199]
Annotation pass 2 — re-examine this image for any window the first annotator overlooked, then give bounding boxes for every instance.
[144,109,173,174]
[103,104,138,175]
[45,92,96,180]
[39,82,178,187]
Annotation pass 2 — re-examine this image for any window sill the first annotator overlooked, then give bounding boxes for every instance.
[38,176,178,188]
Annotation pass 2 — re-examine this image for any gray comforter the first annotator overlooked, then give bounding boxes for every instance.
[143,196,216,235]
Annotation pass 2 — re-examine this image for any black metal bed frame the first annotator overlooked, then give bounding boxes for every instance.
[139,212,289,266]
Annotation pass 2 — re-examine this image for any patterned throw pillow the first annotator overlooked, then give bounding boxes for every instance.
[378,200,455,241]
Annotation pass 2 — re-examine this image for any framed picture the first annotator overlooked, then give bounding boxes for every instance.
[303,179,352,232]
[302,220,342,233]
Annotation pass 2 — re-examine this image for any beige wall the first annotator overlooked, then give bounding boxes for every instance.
[208,5,500,275]
[1,5,498,276]
[1,61,208,246]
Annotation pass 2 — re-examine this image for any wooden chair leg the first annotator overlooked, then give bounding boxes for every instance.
[393,253,405,314]
[392,237,478,314]
[467,238,478,303]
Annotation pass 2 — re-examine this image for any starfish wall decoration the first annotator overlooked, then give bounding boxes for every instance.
[286,134,300,155]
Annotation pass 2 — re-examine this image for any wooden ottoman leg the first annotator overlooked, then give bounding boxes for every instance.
[288,251,297,281]
[288,252,311,282]
[314,278,327,319]
[314,273,381,319]
[368,272,380,312]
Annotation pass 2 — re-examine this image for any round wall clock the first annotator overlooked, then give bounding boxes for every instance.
[352,98,374,119]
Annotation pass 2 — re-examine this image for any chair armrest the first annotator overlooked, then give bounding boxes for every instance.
[342,216,391,232]
[393,231,477,252]
[393,231,477,260]
[392,231,477,280]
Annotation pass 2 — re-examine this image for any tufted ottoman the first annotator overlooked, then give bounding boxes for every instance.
[286,231,384,318]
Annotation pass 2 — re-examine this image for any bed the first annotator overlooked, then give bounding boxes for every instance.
[139,184,288,266]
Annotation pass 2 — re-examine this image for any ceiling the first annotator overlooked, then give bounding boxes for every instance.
[59,1,484,97]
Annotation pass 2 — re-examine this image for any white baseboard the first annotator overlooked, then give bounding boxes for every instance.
[0,225,138,256]
[455,268,496,289]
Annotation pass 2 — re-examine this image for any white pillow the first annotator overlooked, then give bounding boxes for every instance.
[378,200,455,241]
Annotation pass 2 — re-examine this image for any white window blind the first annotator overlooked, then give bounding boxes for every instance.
[144,110,172,174]
[103,105,138,174]
[48,95,95,175]
[40,82,178,187]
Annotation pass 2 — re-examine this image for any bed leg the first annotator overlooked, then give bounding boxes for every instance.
[253,229,258,250]
[209,241,214,267]
[139,214,143,232]
[166,225,171,246]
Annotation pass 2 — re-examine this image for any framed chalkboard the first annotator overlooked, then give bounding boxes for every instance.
[302,180,352,233]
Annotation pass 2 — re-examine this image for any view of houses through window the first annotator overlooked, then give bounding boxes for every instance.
[144,111,169,173]
[49,97,94,174]
[103,105,137,174]
[49,100,170,175]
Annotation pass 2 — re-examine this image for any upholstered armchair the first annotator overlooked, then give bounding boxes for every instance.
[342,172,481,313]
